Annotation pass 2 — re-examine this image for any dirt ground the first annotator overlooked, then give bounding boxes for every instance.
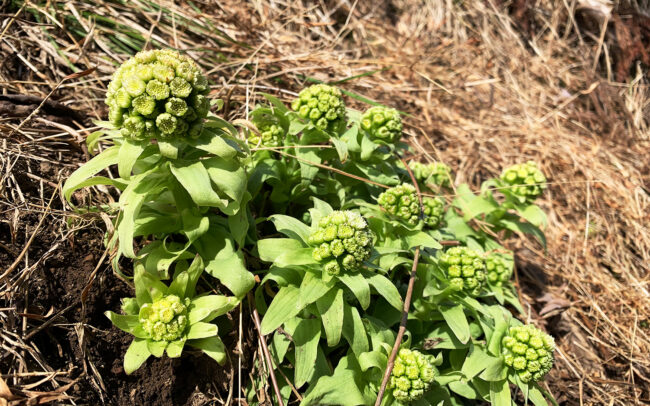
[1,0,649,405]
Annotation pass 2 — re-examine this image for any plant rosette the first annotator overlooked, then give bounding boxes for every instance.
[105,257,237,374]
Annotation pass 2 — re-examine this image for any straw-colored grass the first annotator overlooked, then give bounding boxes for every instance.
[1,0,648,404]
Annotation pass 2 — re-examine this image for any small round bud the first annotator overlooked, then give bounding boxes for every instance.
[409,161,453,188]
[501,325,555,383]
[438,247,486,296]
[360,106,402,143]
[139,294,189,342]
[500,161,546,202]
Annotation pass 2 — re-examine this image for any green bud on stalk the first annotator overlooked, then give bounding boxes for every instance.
[409,161,452,188]
[438,246,486,296]
[291,84,346,132]
[308,211,373,275]
[105,49,209,140]
[388,348,436,403]
[500,161,546,202]
[502,324,555,383]
[360,106,403,143]
[485,251,513,287]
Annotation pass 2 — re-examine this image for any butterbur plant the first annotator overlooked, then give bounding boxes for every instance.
[64,46,558,406]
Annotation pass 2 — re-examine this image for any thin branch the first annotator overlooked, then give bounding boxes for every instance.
[374,156,424,405]
[247,292,285,406]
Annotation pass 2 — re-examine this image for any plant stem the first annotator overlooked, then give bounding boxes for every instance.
[247,292,285,406]
[374,156,424,405]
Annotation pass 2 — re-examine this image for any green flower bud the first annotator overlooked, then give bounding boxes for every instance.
[501,325,555,383]
[247,121,284,148]
[422,197,445,228]
[409,161,452,188]
[378,184,422,226]
[438,247,486,296]
[485,251,514,287]
[360,106,403,143]
[291,84,346,132]
[139,294,189,342]
[309,211,373,275]
[500,161,546,202]
[105,49,210,140]
[388,349,436,403]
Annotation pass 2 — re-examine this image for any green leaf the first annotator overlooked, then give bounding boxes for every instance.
[499,217,546,248]
[440,304,470,344]
[448,380,480,399]
[489,380,513,406]
[300,358,367,406]
[293,318,321,388]
[260,286,305,335]
[124,338,151,375]
[517,204,547,228]
[118,139,146,180]
[269,214,312,243]
[147,340,167,357]
[170,161,226,208]
[316,289,344,347]
[331,135,349,162]
[480,357,507,381]
[461,346,495,379]
[358,350,387,372]
[188,130,238,159]
[189,336,227,365]
[528,383,556,406]
[204,156,247,206]
[104,312,148,339]
[402,230,442,249]
[257,238,304,262]
[134,265,168,306]
[298,272,332,308]
[342,304,369,356]
[360,133,376,161]
[166,339,185,358]
[186,322,219,340]
[196,229,254,298]
[188,295,237,324]
[338,272,371,310]
[63,145,119,202]
[363,271,403,311]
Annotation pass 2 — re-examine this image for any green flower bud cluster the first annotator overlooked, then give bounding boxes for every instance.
[291,84,346,131]
[360,106,402,143]
[248,122,283,147]
[378,184,420,226]
[106,49,210,140]
[139,294,189,341]
[308,211,373,275]
[409,161,452,188]
[422,197,445,228]
[500,161,546,202]
[389,348,436,403]
[502,325,555,383]
[439,247,486,296]
[485,252,513,287]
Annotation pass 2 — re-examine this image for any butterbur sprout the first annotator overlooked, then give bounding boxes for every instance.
[502,324,555,383]
[378,184,421,226]
[308,211,373,275]
[105,49,209,140]
[500,161,547,202]
[485,251,514,287]
[291,84,346,131]
[388,348,436,403]
[438,246,486,296]
[422,197,445,228]
[409,161,452,188]
[361,106,403,143]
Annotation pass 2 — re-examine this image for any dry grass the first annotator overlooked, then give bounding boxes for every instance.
[1,0,649,404]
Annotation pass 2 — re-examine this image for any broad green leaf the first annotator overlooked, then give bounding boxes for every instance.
[188,130,238,159]
[124,338,151,374]
[300,360,367,406]
[358,350,387,372]
[189,336,227,365]
[338,273,371,310]
[316,289,344,347]
[331,135,349,162]
[500,217,546,248]
[364,271,403,311]
[166,339,185,358]
[186,322,219,340]
[440,304,470,344]
[293,318,321,388]
[104,312,148,339]
[118,139,146,180]
[63,145,119,202]
[170,161,225,207]
[461,346,496,379]
[489,380,513,406]
[342,304,369,356]
[147,340,167,357]
[528,383,555,406]
[134,265,168,306]
[196,229,254,298]
[260,286,305,335]
[448,380,480,399]
[269,214,312,243]
[309,197,334,227]
[298,272,332,308]
[257,238,305,263]
[480,358,507,381]
[360,133,376,161]
[402,230,442,249]
[228,199,250,247]
[518,204,547,228]
[204,156,247,204]
[188,295,236,324]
